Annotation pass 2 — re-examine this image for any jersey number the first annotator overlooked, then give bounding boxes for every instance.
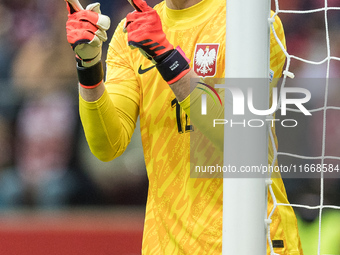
[171,98,194,134]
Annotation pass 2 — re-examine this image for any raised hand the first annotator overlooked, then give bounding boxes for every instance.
[124,0,190,84]
[66,1,110,68]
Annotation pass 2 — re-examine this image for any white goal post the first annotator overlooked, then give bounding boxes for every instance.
[222,0,271,254]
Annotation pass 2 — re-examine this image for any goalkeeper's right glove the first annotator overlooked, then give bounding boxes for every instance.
[66,1,110,88]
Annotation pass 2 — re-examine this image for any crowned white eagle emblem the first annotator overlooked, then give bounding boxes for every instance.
[194,44,219,77]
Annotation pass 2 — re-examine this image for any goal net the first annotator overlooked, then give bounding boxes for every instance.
[219,0,340,254]
[268,0,340,254]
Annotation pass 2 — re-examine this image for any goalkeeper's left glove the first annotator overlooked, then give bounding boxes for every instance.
[124,0,191,84]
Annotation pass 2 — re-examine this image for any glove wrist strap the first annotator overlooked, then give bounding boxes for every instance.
[77,61,104,89]
[156,46,190,85]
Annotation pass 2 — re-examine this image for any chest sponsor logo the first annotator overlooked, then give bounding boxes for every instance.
[194,43,219,77]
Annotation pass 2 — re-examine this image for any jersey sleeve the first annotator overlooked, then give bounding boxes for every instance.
[270,11,286,80]
[79,20,140,162]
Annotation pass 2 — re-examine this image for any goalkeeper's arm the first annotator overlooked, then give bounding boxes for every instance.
[67,0,194,103]
[66,1,138,161]
[65,1,109,100]
[65,0,214,160]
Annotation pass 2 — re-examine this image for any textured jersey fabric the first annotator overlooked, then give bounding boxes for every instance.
[79,0,303,254]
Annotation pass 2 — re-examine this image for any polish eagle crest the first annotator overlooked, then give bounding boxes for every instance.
[194,44,219,77]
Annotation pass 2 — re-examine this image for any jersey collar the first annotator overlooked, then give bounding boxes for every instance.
[162,0,224,30]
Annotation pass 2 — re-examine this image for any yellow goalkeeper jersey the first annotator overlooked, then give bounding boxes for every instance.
[79,0,303,254]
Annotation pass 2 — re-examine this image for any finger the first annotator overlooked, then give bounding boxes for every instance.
[127,0,152,12]
[95,28,108,42]
[66,0,84,14]
[86,2,101,13]
[86,3,111,31]
[69,29,102,48]
[67,28,93,46]
[66,19,98,33]
[67,19,108,40]
[124,10,157,33]
[124,11,137,33]
[123,11,137,33]
[73,10,110,31]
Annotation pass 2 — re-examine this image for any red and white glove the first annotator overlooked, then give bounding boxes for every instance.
[124,0,191,84]
[66,2,110,67]
[66,1,110,88]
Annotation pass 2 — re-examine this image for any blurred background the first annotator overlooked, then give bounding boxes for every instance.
[0,0,339,254]
[0,0,158,254]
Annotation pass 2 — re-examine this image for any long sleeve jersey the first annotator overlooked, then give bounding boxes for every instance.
[79,0,303,254]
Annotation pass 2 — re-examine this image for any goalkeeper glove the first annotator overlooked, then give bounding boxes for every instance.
[66,1,110,88]
[124,0,191,84]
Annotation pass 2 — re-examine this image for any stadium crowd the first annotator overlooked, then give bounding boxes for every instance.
[0,0,157,208]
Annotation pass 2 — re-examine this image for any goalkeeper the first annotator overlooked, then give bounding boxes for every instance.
[65,0,303,254]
